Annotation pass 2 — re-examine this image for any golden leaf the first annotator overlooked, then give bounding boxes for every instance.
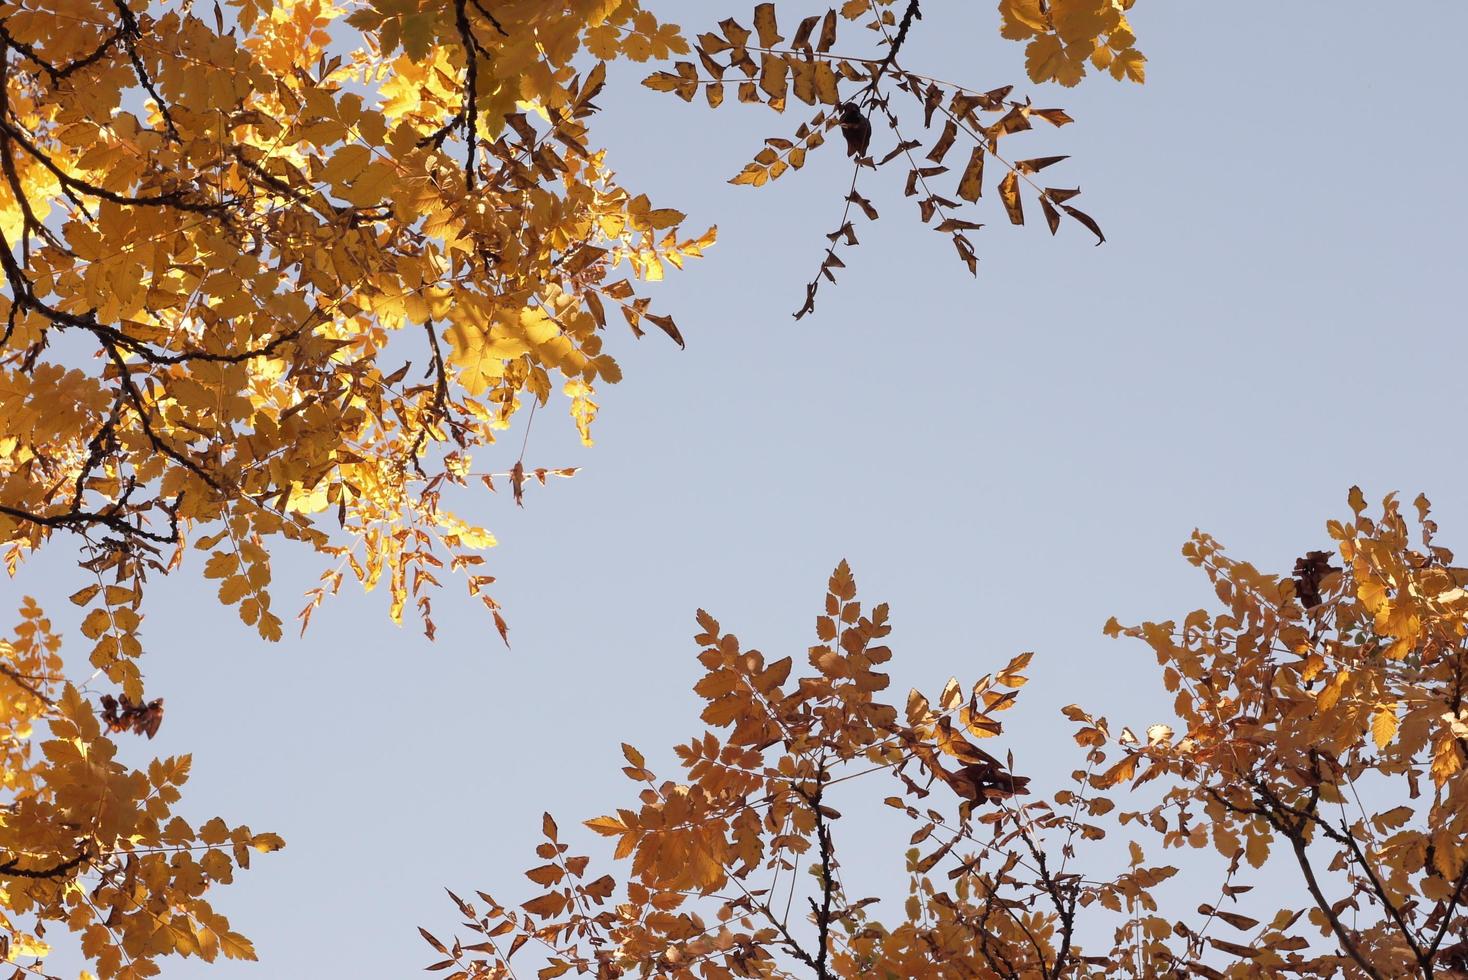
[998,0,1047,39]
[1371,704,1399,750]
[1025,34,1086,86]
[1049,0,1120,45]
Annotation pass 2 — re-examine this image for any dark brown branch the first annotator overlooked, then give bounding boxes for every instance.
[1334,816,1429,970]
[1015,823,1074,979]
[974,897,1023,980]
[862,0,921,99]
[0,18,125,82]
[792,150,863,320]
[16,289,318,367]
[1427,862,1468,971]
[231,146,313,203]
[423,0,509,180]
[809,763,835,980]
[232,146,388,225]
[0,493,185,546]
[0,61,39,267]
[416,109,465,151]
[792,0,922,319]
[1279,826,1383,980]
[1252,783,1385,980]
[972,865,1048,974]
[71,392,124,505]
[762,904,821,974]
[469,0,507,37]
[1258,778,1430,970]
[54,27,127,80]
[407,319,452,474]
[100,338,226,495]
[112,0,178,141]
[0,846,90,879]
[0,387,186,548]
[0,662,55,705]
[87,308,313,365]
[457,0,481,187]
[0,114,226,214]
[775,771,840,978]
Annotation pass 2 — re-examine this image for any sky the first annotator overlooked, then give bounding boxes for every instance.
[12,1,1468,976]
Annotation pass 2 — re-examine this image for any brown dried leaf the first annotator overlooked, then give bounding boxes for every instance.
[956,147,985,202]
[998,171,1023,225]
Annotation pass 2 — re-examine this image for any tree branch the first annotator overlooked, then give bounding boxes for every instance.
[862,0,921,100]
[1427,862,1468,970]
[1252,783,1385,980]
[0,846,90,880]
[112,0,178,141]
[810,761,835,980]
[1015,822,1074,979]
[0,18,125,82]
[1334,816,1429,971]
[0,662,55,706]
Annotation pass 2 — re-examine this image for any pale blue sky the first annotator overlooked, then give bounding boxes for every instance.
[13,1,1468,975]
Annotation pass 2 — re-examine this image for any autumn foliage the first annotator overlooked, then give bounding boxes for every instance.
[0,0,1169,973]
[3,0,1461,975]
[426,492,1468,978]
[0,601,281,973]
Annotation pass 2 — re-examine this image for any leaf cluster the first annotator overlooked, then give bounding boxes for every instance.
[641,2,1111,319]
[430,492,1468,978]
[0,600,280,979]
[0,0,1154,972]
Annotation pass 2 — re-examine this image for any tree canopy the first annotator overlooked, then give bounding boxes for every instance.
[0,0,1137,673]
[0,0,1164,974]
[428,493,1468,978]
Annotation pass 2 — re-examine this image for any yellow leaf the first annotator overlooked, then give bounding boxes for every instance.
[7,933,51,959]
[1432,733,1463,786]
[1244,831,1270,869]
[443,323,513,396]
[322,145,373,188]
[218,575,251,605]
[1025,34,1086,87]
[522,891,567,918]
[1109,47,1146,83]
[585,815,627,836]
[996,651,1031,687]
[759,54,789,103]
[1097,753,1136,787]
[80,607,112,639]
[525,863,563,886]
[1371,704,1399,750]
[998,0,1047,39]
[1049,0,1120,45]
[220,932,257,961]
[70,584,101,606]
[1316,670,1350,712]
[204,551,239,579]
[1357,577,1388,612]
